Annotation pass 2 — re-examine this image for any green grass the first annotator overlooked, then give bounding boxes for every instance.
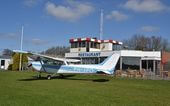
[0,71,170,106]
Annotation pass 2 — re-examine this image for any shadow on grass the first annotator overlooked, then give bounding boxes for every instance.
[17,74,109,82]
[61,77,109,82]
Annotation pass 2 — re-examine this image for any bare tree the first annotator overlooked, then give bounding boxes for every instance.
[2,49,13,56]
[41,46,70,57]
[123,35,169,51]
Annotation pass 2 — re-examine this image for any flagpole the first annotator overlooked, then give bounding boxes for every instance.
[19,26,24,71]
[100,9,103,40]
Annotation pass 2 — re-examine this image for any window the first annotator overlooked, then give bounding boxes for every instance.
[113,44,122,50]
[71,42,76,48]
[94,42,97,48]
[78,42,81,48]
[91,42,98,48]
[91,42,94,48]
[71,42,78,48]
[71,43,74,48]
[122,57,140,70]
[75,42,78,48]
[81,41,86,47]
[42,58,64,65]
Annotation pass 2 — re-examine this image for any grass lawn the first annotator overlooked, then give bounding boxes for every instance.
[0,71,170,106]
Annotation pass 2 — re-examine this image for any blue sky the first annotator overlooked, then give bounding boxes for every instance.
[0,0,170,52]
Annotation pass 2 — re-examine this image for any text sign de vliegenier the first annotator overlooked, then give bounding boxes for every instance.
[78,52,101,57]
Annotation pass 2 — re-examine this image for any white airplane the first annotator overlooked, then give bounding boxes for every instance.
[13,50,120,80]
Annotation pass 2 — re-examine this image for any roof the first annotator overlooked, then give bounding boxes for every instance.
[69,37,123,45]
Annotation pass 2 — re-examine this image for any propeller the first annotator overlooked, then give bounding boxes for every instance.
[28,63,32,67]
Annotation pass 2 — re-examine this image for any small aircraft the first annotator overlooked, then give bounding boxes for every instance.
[13,50,120,80]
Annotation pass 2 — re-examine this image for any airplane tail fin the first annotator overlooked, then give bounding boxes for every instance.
[99,53,120,74]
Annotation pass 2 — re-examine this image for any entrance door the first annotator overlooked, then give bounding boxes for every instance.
[1,60,5,69]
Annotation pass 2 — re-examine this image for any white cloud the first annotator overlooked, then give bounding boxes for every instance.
[24,0,41,7]
[31,39,48,45]
[123,0,168,12]
[106,10,128,21]
[140,26,160,32]
[45,1,94,21]
[0,33,19,40]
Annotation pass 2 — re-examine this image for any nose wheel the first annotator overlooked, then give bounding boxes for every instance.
[47,75,52,80]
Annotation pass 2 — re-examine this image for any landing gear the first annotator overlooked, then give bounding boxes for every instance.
[59,74,64,78]
[47,75,52,80]
[37,72,41,79]
[37,74,41,78]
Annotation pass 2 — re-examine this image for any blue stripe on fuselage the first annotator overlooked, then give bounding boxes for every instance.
[32,64,114,74]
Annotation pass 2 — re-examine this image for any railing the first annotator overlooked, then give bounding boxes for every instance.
[115,69,170,80]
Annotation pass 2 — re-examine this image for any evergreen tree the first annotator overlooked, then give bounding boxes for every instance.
[12,53,28,71]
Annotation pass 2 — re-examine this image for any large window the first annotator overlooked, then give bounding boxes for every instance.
[113,44,122,50]
[91,42,94,48]
[71,42,100,48]
[71,42,78,48]
[81,41,86,47]
[122,57,140,70]
[78,42,81,48]
[91,42,99,48]
[71,43,74,48]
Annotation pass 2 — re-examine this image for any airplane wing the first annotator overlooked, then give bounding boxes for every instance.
[13,50,80,63]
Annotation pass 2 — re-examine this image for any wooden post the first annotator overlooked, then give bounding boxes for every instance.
[146,60,148,71]
[140,59,142,71]
[120,57,122,70]
[153,60,156,74]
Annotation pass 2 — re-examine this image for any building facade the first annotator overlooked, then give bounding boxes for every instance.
[65,37,161,74]
[0,56,11,70]
[161,52,170,71]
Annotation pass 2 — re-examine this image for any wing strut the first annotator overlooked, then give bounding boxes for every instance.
[38,57,46,72]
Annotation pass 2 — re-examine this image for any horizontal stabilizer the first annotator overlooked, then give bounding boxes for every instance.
[13,50,29,54]
[101,71,112,75]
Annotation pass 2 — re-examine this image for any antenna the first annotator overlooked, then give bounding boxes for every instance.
[100,9,104,40]
[19,26,24,71]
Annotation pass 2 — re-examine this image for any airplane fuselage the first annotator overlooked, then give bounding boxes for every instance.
[31,61,113,74]
[32,62,113,74]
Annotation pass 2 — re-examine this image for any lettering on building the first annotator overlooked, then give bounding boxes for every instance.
[78,52,101,57]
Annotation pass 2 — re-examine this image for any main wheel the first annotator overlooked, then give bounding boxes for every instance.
[37,74,41,79]
[47,75,51,80]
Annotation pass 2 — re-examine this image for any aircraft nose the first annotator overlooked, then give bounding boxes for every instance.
[31,62,42,71]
